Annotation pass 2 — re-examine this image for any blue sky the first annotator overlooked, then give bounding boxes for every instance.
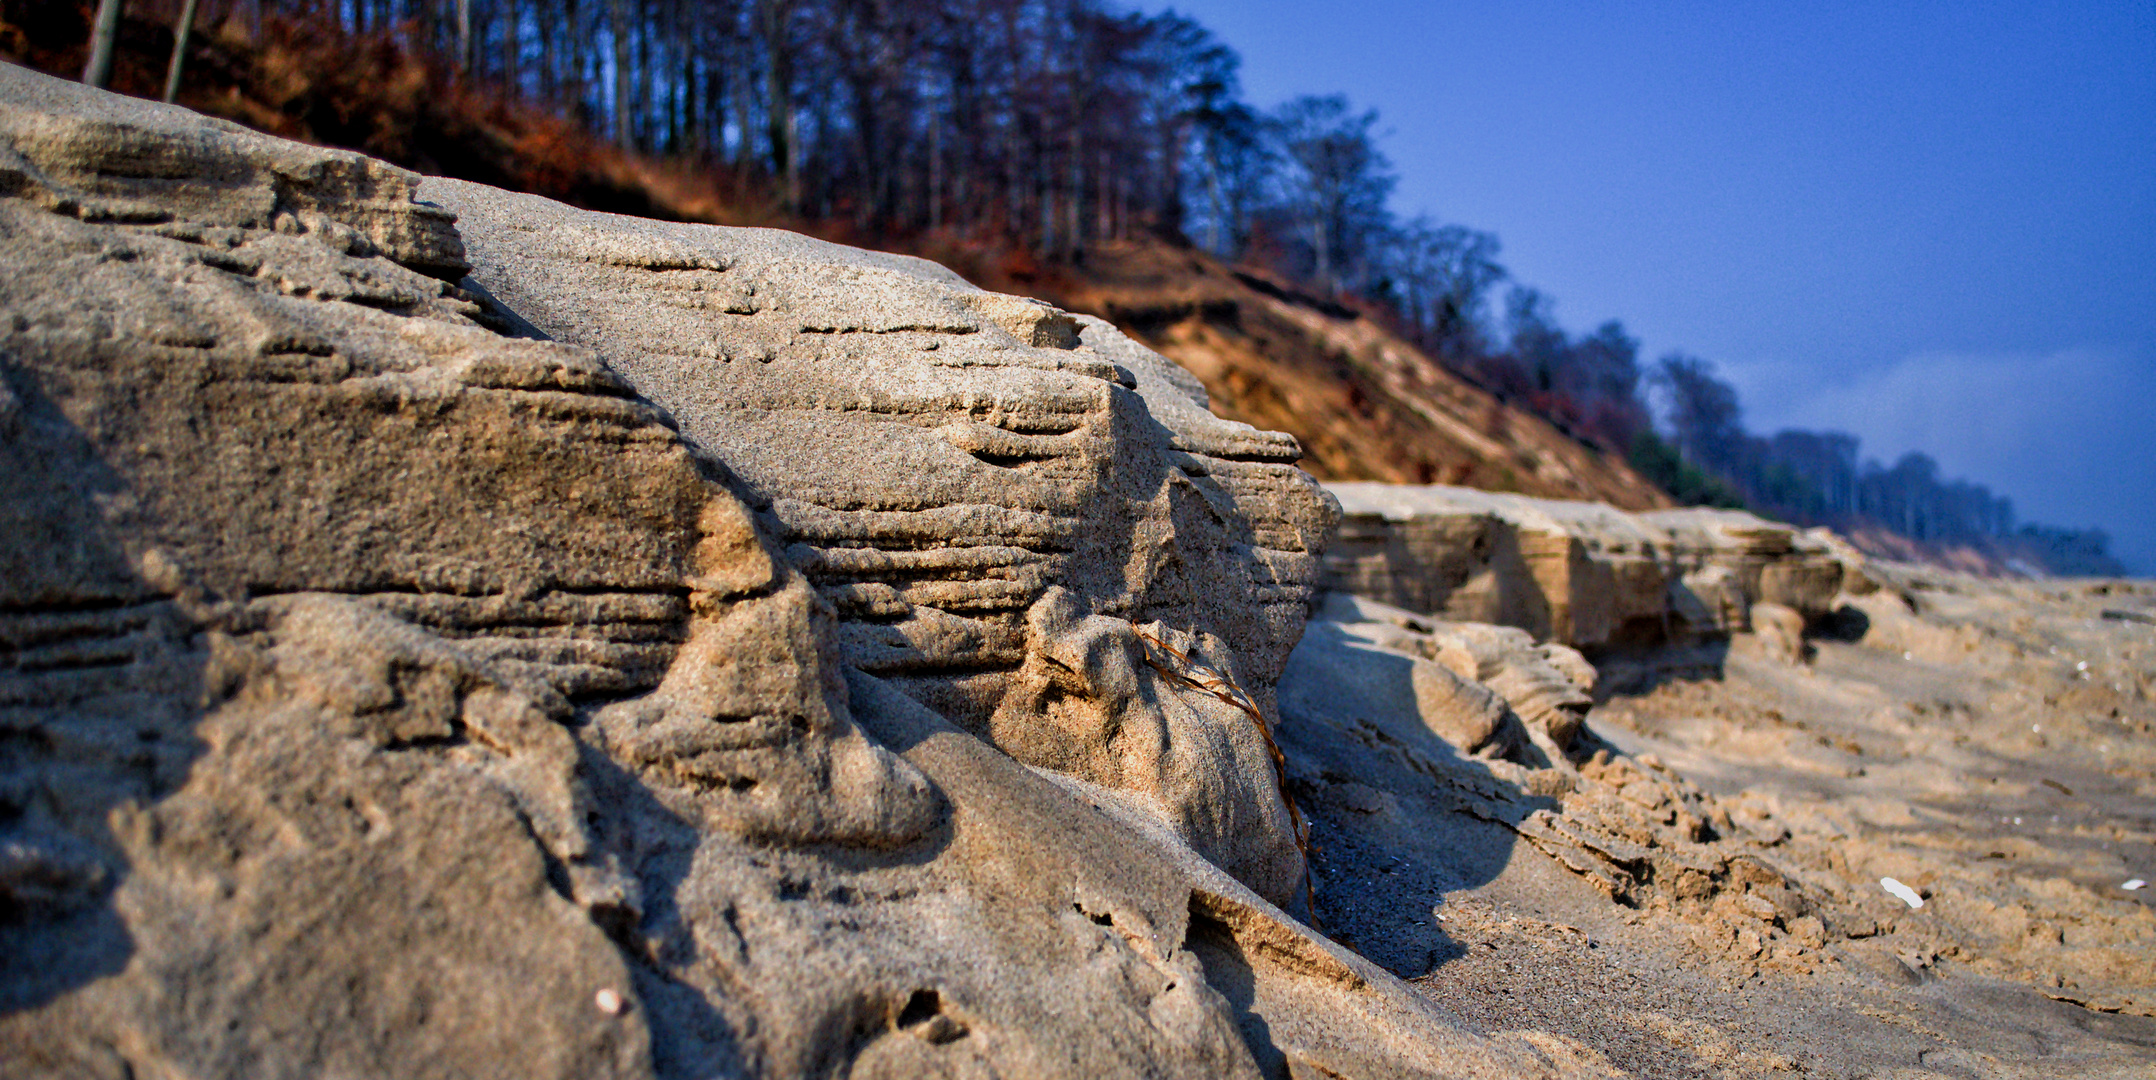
[1159,1,2156,573]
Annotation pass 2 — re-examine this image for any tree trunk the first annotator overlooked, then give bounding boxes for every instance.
[1065,125,1082,256]
[609,0,633,149]
[539,0,557,102]
[161,0,199,102]
[678,54,695,156]
[634,2,653,151]
[758,0,798,213]
[83,0,125,89]
[729,39,752,168]
[928,111,941,232]
[564,0,585,110]
[501,0,520,88]
[456,0,473,74]
[1311,218,1331,295]
[674,0,693,155]
[1203,147,1226,253]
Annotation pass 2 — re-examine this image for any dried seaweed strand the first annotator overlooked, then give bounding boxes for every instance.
[1128,621,1317,884]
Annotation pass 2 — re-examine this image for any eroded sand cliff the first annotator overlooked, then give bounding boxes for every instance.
[2,64,2151,1079]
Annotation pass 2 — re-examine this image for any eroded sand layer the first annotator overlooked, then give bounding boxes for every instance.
[1283,569,2156,1078]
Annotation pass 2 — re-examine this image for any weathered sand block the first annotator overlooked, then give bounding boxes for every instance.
[0,65,1614,1080]
[1324,483,1845,648]
[1645,507,1847,634]
[1287,592,1597,755]
[425,172,1336,905]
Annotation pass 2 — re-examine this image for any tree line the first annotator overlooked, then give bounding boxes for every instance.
[1644,354,2117,572]
[63,0,2120,571]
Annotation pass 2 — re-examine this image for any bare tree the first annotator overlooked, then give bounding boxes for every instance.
[1269,95,1393,295]
[161,0,200,102]
[758,0,799,212]
[610,0,635,148]
[83,0,125,88]
[1653,353,1744,473]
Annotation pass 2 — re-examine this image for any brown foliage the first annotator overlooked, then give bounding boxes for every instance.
[1,1,780,227]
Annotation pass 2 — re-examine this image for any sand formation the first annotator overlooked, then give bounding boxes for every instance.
[5,64,2153,1079]
[0,63,1560,1077]
[1324,484,1846,650]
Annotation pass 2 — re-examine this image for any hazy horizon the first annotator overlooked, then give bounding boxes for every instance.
[1163,0,2156,573]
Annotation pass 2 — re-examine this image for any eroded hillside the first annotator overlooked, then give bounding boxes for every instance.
[976,242,1674,511]
[0,11,1674,517]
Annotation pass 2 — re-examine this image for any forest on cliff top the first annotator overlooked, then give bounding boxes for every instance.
[5,0,2124,575]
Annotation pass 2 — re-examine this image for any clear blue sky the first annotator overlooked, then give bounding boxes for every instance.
[1159,0,2156,573]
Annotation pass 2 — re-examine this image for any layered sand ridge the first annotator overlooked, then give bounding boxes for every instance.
[1325,482,1847,649]
[0,63,1606,1079]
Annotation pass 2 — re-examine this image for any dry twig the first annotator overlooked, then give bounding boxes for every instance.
[1128,620,1320,919]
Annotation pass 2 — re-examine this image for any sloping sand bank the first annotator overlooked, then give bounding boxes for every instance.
[1287,568,2155,1077]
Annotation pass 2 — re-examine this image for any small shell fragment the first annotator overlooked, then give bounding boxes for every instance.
[1880,877,1924,909]
[2125,879,2147,892]
[595,988,624,1015]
